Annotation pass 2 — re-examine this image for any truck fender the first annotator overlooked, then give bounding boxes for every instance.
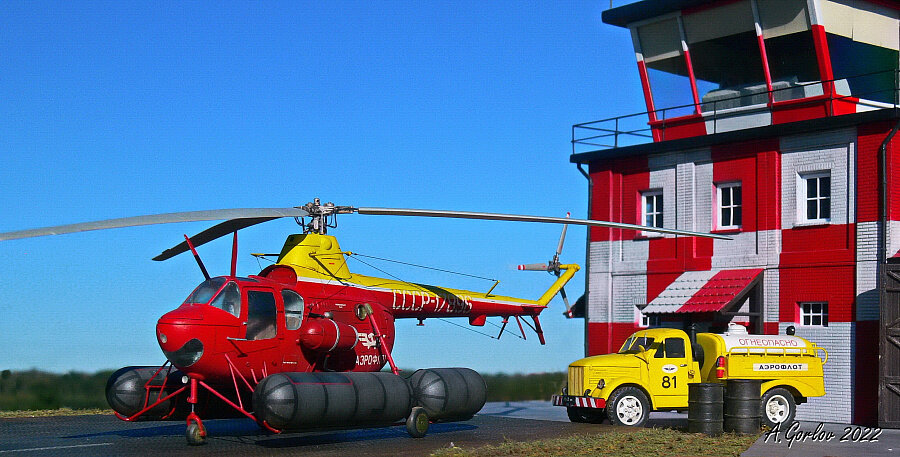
[600,379,654,410]
[760,380,816,402]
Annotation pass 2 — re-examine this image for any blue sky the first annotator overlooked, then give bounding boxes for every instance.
[0,1,645,374]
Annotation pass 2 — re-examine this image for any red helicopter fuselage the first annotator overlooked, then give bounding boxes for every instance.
[155,233,574,385]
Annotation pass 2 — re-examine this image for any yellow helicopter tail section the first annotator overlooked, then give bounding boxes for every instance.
[536,264,580,306]
[272,233,581,344]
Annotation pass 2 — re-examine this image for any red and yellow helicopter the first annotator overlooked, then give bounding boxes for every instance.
[0,199,726,445]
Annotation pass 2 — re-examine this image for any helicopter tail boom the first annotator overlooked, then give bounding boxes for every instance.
[536,263,579,306]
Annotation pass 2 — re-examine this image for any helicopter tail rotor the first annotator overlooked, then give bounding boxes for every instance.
[517,213,577,318]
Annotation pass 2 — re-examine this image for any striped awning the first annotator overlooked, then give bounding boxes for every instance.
[640,269,763,314]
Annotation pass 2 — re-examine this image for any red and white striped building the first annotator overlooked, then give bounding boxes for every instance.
[572,0,899,425]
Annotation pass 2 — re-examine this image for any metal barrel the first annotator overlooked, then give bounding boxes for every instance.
[724,379,762,434]
[253,371,414,430]
[688,382,724,436]
[408,368,487,422]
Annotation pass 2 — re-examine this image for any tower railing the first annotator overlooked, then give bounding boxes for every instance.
[572,69,900,156]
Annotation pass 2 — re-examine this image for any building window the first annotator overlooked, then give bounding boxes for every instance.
[800,302,828,327]
[799,171,831,223]
[642,190,663,229]
[638,310,660,328]
[716,182,742,229]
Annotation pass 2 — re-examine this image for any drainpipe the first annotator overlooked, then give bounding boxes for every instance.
[577,162,592,357]
[880,117,900,265]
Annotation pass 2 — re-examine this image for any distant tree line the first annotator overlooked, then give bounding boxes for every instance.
[0,369,565,412]
[483,372,566,402]
[0,369,114,411]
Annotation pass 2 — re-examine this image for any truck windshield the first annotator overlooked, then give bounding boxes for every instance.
[619,336,655,354]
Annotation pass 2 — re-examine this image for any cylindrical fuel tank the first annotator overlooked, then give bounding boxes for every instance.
[106,366,185,419]
[298,318,358,352]
[408,368,486,422]
[254,372,413,430]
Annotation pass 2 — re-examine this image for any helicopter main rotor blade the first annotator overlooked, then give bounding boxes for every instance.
[0,208,308,242]
[153,216,284,261]
[355,207,731,240]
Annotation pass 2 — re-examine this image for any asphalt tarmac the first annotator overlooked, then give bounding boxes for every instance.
[1,402,897,456]
[0,412,609,457]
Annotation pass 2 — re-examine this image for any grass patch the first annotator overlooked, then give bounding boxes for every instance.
[0,408,112,418]
[432,427,761,457]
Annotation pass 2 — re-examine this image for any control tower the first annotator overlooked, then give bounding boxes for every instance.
[571,0,899,426]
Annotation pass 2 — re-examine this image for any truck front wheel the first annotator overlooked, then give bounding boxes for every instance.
[761,388,796,429]
[606,387,649,427]
[567,407,606,424]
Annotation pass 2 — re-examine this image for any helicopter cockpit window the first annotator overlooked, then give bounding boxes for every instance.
[184,277,227,305]
[246,291,277,340]
[209,282,241,318]
[281,290,304,331]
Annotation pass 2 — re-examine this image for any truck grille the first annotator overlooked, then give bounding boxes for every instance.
[568,366,584,396]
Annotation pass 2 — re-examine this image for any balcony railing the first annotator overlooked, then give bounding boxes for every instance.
[572,69,900,156]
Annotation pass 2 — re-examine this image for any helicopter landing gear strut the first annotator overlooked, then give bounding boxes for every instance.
[185,378,207,445]
[185,412,206,445]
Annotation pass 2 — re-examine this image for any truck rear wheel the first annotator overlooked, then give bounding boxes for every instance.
[606,387,649,427]
[761,388,796,429]
[566,407,605,424]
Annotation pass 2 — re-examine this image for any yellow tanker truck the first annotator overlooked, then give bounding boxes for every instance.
[552,325,827,428]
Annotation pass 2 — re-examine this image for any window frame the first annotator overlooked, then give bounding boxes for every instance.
[799,302,828,327]
[637,308,660,328]
[281,289,305,331]
[715,182,743,231]
[797,171,832,225]
[641,189,664,236]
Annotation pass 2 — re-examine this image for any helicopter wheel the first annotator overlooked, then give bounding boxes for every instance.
[185,422,207,446]
[406,407,429,438]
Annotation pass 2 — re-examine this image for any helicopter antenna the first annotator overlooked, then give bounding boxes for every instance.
[183,234,211,280]
[230,231,238,277]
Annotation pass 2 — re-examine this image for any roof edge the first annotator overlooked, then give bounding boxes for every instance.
[602,0,718,27]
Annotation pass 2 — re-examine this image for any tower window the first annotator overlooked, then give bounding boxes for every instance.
[800,302,828,327]
[642,190,664,230]
[716,183,742,229]
[799,171,831,223]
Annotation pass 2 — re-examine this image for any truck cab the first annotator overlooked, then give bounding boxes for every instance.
[553,326,827,428]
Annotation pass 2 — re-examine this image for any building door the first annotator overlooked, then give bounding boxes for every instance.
[879,264,900,427]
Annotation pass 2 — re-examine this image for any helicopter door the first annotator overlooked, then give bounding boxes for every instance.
[246,290,279,340]
[235,288,282,374]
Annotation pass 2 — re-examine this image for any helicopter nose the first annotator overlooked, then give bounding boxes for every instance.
[161,337,204,368]
[157,309,207,369]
